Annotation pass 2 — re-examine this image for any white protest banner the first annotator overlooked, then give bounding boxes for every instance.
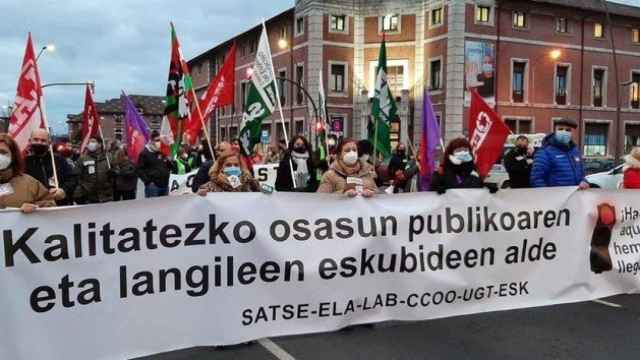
[1,188,639,359]
[168,170,198,195]
[253,163,278,188]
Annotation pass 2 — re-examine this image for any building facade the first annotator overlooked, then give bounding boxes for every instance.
[188,0,640,158]
[67,95,164,145]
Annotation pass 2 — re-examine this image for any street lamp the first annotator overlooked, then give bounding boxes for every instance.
[278,38,288,50]
[36,43,56,62]
[549,49,562,60]
[246,67,254,79]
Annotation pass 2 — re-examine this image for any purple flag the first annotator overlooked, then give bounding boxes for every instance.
[418,88,442,191]
[121,91,150,164]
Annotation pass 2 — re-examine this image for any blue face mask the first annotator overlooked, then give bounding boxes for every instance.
[555,130,572,145]
[223,166,241,177]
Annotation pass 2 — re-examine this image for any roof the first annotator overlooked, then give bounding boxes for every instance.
[188,7,294,65]
[66,94,165,123]
[528,0,640,19]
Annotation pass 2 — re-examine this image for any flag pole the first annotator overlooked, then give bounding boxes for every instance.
[97,124,111,169]
[373,119,379,167]
[263,21,297,189]
[38,87,60,188]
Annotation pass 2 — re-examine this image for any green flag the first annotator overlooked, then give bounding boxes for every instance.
[239,23,277,156]
[369,37,397,159]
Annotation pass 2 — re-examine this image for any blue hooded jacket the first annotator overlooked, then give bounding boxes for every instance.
[530,133,585,187]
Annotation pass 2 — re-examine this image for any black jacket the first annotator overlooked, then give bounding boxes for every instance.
[136,147,171,187]
[430,162,484,194]
[275,152,319,192]
[25,152,76,205]
[192,160,213,193]
[113,158,138,192]
[503,147,532,188]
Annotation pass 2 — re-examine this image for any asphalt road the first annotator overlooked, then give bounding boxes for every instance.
[135,294,640,360]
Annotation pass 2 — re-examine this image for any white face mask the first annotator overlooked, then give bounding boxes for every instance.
[87,142,98,152]
[343,150,359,165]
[0,154,11,170]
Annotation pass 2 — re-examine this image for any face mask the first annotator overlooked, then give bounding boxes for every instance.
[360,154,370,162]
[482,63,493,73]
[555,130,572,145]
[450,151,472,165]
[32,144,48,155]
[0,154,11,170]
[293,146,306,154]
[87,143,98,152]
[343,150,359,166]
[223,166,241,178]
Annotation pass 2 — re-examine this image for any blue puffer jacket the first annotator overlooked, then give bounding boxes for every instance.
[530,133,585,187]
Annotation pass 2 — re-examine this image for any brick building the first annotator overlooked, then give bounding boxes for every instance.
[67,95,164,145]
[188,0,640,159]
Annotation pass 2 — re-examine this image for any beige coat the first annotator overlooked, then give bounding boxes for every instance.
[0,174,54,209]
[317,160,378,194]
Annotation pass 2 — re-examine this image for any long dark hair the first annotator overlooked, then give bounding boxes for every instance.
[288,135,312,154]
[0,133,25,175]
[439,137,473,172]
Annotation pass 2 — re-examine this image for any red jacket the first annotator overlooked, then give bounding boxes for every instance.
[624,167,640,189]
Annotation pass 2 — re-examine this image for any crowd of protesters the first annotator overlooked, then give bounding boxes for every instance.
[1,116,639,213]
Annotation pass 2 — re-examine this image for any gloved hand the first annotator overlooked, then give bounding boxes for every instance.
[486,183,499,194]
[436,187,446,195]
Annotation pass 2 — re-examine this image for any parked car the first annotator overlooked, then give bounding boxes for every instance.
[585,164,624,189]
[583,158,616,175]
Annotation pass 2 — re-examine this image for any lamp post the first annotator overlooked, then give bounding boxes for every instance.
[279,22,295,140]
[36,44,56,62]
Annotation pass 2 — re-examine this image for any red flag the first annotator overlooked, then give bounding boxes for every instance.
[184,43,236,145]
[8,33,46,152]
[468,89,510,178]
[79,84,100,153]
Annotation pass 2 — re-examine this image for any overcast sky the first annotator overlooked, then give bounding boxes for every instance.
[1,0,638,135]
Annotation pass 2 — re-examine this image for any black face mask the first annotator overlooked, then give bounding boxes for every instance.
[32,144,48,156]
[398,150,406,157]
[293,146,306,154]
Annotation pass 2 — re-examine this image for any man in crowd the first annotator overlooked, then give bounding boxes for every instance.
[388,143,409,193]
[74,136,113,204]
[25,129,73,205]
[136,130,172,198]
[191,141,234,193]
[530,118,589,189]
[504,135,533,188]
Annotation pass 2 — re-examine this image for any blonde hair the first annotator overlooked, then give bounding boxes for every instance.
[208,153,250,179]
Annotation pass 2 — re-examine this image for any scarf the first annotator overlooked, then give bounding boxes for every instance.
[291,151,309,175]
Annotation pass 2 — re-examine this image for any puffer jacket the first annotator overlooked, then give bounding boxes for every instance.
[316,160,378,194]
[74,151,113,203]
[623,154,640,189]
[530,133,585,187]
[199,173,260,193]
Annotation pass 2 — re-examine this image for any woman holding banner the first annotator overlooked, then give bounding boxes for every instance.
[0,134,58,213]
[430,138,497,194]
[197,153,260,194]
[317,138,377,197]
[275,135,318,192]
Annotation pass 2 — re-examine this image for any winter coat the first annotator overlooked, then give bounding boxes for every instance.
[530,133,585,187]
[0,172,55,209]
[74,151,113,203]
[430,162,484,194]
[112,158,138,192]
[25,152,76,204]
[136,147,171,187]
[275,151,319,192]
[317,160,378,194]
[191,160,213,193]
[623,155,640,189]
[503,146,532,188]
[199,173,260,193]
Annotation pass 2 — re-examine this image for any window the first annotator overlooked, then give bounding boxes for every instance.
[330,63,346,93]
[386,65,405,95]
[280,27,287,40]
[584,123,608,157]
[431,8,443,27]
[631,72,640,109]
[594,23,604,38]
[241,81,249,109]
[229,126,239,141]
[555,65,569,105]
[633,29,640,44]
[295,119,304,136]
[296,17,305,36]
[249,40,257,54]
[476,6,491,23]
[295,64,304,105]
[504,119,532,134]
[512,61,527,103]
[278,69,287,106]
[382,14,399,33]
[114,117,123,141]
[556,17,568,33]
[276,122,290,142]
[330,15,346,32]
[626,124,640,154]
[430,59,442,90]
[220,127,227,142]
[513,11,527,29]
[593,68,606,107]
